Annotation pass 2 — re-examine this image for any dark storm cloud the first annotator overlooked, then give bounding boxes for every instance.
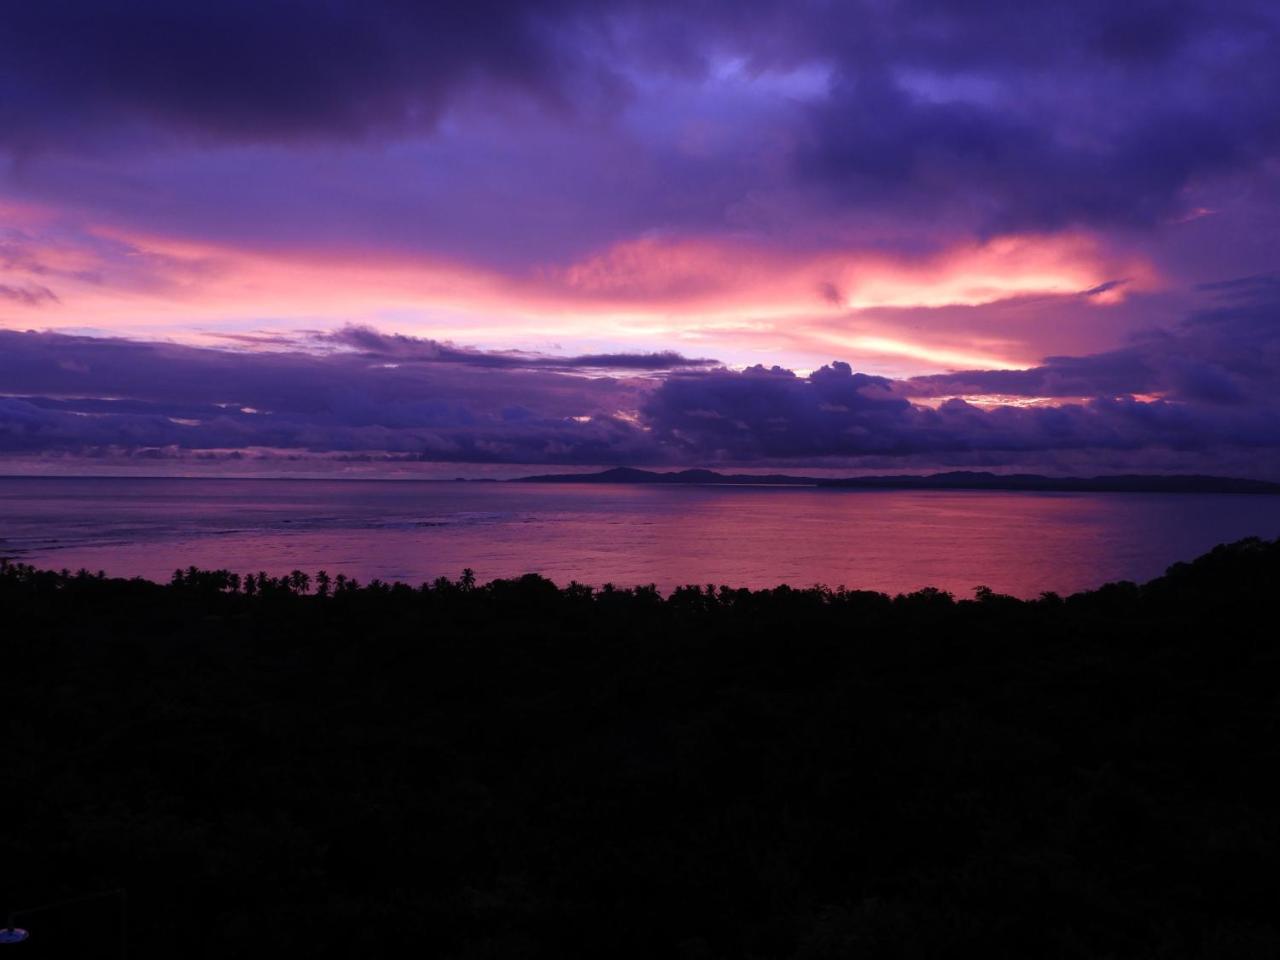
[0,329,643,412]
[795,0,1280,232]
[643,362,1280,462]
[901,352,1164,403]
[4,280,1280,469]
[315,325,719,371]
[7,296,1280,471]
[0,0,616,151]
[4,0,1277,240]
[0,395,652,465]
[903,276,1280,407]
[0,330,657,464]
[639,277,1280,463]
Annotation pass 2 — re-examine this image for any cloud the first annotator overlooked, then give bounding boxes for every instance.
[0,329,659,464]
[644,363,1280,463]
[5,1,1277,243]
[637,276,1280,467]
[0,395,655,465]
[902,275,1280,407]
[6,2,1280,477]
[0,282,58,306]
[1,213,1148,378]
[4,277,1280,475]
[314,325,719,371]
[0,0,625,152]
[3,0,1273,403]
[792,0,1280,232]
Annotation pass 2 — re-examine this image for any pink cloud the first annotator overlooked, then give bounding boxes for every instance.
[2,210,1157,376]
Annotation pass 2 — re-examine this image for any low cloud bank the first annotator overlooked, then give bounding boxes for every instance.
[4,276,1280,474]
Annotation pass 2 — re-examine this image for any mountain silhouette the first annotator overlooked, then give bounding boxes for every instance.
[513,467,1280,494]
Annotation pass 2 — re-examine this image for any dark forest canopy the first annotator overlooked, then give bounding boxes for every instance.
[4,539,1280,957]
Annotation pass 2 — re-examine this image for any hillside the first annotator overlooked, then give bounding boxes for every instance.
[4,540,1280,956]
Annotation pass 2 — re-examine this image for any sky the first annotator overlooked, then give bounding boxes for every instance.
[3,0,1280,477]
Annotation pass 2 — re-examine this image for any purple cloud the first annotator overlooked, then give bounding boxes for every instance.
[314,325,719,371]
[0,329,658,463]
[5,278,1280,475]
[3,0,1280,476]
[794,0,1280,233]
[903,275,1280,407]
[645,364,1280,462]
[0,282,58,306]
[0,0,623,152]
[4,0,1277,267]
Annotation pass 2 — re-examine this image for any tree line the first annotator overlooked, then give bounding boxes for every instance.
[3,538,1280,958]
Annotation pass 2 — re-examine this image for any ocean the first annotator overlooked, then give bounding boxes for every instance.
[3,476,1280,597]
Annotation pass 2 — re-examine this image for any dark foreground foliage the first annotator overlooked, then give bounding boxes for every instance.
[4,539,1280,958]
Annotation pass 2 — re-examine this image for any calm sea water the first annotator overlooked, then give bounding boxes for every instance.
[3,476,1280,597]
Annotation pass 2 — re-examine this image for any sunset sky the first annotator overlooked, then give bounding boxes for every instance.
[3,0,1280,476]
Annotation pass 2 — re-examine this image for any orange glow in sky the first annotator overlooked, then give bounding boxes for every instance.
[2,213,1156,377]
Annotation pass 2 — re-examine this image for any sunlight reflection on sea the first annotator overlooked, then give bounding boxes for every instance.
[4,477,1280,597]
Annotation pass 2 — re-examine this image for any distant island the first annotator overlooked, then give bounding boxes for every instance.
[514,466,823,486]
[513,466,1280,494]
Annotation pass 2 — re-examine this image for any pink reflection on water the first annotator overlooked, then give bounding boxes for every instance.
[4,479,1280,597]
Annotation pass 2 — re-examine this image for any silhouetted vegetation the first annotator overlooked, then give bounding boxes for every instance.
[4,539,1280,957]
